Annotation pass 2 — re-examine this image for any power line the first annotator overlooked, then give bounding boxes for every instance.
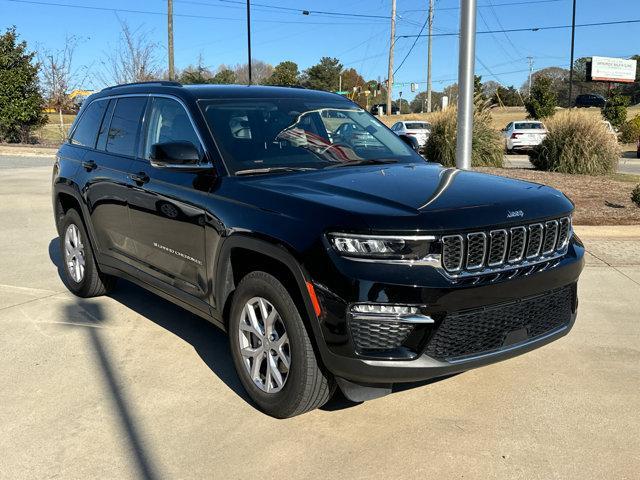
[2,0,391,25]
[393,16,429,75]
[397,18,640,38]
[401,0,565,13]
[484,0,521,58]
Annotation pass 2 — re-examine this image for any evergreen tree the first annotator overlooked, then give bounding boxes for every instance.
[263,61,299,86]
[0,27,46,142]
[601,93,629,129]
[303,57,342,92]
[525,75,557,119]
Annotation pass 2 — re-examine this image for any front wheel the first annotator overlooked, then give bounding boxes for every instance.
[228,271,334,418]
[58,208,116,297]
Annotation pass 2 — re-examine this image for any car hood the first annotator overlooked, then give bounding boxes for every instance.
[239,163,573,232]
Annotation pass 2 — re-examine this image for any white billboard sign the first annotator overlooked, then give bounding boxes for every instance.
[590,56,637,83]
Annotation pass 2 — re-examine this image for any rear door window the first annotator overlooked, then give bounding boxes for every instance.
[70,100,108,148]
[105,97,147,157]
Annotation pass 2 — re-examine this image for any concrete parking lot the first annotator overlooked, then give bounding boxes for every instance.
[1,159,639,479]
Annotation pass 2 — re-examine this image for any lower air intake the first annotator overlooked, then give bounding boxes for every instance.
[424,285,575,361]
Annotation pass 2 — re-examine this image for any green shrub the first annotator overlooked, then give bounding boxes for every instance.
[423,107,503,167]
[601,93,629,129]
[619,115,640,144]
[632,185,640,207]
[0,27,46,143]
[530,111,619,175]
[525,75,557,119]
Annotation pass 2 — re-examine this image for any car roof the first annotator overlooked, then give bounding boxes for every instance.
[89,82,353,104]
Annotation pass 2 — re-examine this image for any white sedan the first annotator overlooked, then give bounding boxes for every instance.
[390,121,431,147]
[502,121,547,153]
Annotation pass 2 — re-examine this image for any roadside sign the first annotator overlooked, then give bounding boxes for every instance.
[588,56,637,83]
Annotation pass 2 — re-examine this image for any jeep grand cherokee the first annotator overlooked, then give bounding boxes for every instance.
[52,82,584,418]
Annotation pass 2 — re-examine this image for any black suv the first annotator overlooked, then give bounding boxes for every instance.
[575,93,607,108]
[53,82,584,418]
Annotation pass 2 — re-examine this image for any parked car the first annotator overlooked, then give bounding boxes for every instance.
[370,103,399,115]
[53,82,584,418]
[503,120,547,153]
[601,120,618,139]
[390,121,431,148]
[575,93,606,108]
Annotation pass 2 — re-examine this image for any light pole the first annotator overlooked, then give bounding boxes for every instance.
[455,0,477,170]
[567,0,577,107]
[426,0,434,112]
[386,0,397,116]
[246,0,252,84]
[167,0,175,81]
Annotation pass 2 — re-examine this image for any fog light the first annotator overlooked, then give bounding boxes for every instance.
[352,304,419,315]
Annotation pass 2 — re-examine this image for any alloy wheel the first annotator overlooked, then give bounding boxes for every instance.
[238,297,291,393]
[64,223,85,283]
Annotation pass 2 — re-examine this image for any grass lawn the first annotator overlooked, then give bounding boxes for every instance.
[478,167,640,225]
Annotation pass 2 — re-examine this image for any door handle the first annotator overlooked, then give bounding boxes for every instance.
[81,160,97,171]
[129,172,150,185]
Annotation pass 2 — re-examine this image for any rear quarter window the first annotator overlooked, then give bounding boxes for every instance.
[105,97,147,157]
[70,100,108,148]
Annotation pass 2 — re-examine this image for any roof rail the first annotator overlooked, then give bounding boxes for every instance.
[101,80,182,91]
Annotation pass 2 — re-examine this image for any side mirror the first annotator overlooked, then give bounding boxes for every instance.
[150,141,201,168]
[400,134,421,152]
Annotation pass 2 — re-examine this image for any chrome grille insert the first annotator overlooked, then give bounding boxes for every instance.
[439,216,572,278]
[526,224,543,259]
[441,235,464,272]
[487,230,507,266]
[557,217,571,248]
[466,232,487,270]
[508,226,527,263]
[542,220,559,254]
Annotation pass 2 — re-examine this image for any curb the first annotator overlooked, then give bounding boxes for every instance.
[574,225,640,239]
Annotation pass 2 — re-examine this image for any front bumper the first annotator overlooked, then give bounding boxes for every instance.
[308,239,584,385]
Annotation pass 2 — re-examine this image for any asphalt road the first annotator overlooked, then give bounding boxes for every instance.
[1,161,639,479]
[504,153,640,175]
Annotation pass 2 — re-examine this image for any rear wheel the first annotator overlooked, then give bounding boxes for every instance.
[58,209,116,297]
[228,271,334,418]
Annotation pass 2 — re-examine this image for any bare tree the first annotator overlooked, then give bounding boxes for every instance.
[39,36,88,139]
[233,60,273,85]
[98,20,161,86]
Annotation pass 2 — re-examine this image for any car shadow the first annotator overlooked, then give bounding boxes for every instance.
[48,238,248,404]
[49,238,454,416]
[621,150,638,159]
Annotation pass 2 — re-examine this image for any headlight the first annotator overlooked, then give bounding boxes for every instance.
[327,233,435,261]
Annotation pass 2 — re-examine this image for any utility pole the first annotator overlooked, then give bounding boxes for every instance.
[167,0,175,81]
[527,56,534,98]
[455,0,477,170]
[247,0,253,84]
[567,0,576,107]
[426,0,434,112]
[386,0,396,116]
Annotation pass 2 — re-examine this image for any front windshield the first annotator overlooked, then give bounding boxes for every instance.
[199,98,421,174]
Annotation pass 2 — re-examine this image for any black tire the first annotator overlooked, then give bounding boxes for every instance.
[58,208,116,297]
[228,271,334,418]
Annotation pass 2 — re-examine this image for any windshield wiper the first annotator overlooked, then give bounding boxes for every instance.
[326,158,399,168]
[235,166,317,176]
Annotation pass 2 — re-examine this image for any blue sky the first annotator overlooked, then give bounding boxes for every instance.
[1,0,638,99]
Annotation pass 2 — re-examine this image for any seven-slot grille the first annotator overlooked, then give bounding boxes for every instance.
[441,216,571,275]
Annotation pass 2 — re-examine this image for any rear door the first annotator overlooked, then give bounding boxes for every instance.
[81,96,147,263]
[126,96,211,299]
